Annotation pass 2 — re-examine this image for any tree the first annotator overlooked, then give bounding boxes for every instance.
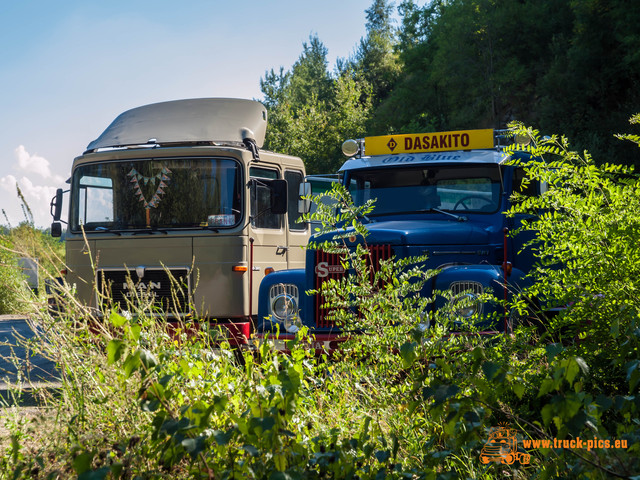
[261,34,373,174]
[351,0,401,103]
[377,0,567,132]
[538,0,640,166]
[287,35,333,109]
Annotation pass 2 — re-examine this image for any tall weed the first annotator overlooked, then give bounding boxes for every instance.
[2,120,640,479]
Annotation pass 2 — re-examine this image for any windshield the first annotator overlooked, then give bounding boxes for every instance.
[348,165,502,215]
[71,157,242,231]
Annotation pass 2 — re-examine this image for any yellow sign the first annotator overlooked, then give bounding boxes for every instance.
[365,129,494,156]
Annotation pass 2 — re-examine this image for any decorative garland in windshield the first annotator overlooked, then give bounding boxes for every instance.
[127,165,172,210]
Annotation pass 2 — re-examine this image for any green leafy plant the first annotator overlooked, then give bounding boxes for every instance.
[3,121,640,479]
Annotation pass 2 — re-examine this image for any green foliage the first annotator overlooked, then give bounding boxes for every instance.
[4,121,640,478]
[0,223,65,314]
[302,183,440,367]
[262,61,373,173]
[0,185,65,314]
[263,0,640,168]
[0,235,28,314]
[351,0,401,103]
[1,276,427,478]
[505,122,640,359]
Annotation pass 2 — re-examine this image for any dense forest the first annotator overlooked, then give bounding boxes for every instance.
[260,0,640,173]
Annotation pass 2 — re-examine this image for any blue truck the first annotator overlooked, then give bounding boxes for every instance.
[256,128,541,348]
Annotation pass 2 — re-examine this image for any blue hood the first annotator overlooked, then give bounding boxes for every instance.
[315,219,499,246]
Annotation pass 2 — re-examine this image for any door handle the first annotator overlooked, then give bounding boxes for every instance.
[276,246,288,255]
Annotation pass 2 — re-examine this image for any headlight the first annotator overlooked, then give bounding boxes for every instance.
[269,284,300,332]
[272,294,297,319]
[451,292,481,318]
[449,281,484,319]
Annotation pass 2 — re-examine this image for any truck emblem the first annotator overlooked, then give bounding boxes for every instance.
[122,281,161,291]
[315,262,345,278]
[387,138,397,151]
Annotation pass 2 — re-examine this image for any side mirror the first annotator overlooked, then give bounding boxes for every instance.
[540,180,548,194]
[298,182,311,214]
[50,188,63,221]
[270,179,288,215]
[51,222,62,238]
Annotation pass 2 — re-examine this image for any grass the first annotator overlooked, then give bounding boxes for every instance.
[0,219,637,478]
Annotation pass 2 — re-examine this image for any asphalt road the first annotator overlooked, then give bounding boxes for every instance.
[0,315,60,405]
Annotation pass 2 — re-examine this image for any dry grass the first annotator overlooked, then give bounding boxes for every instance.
[0,406,53,446]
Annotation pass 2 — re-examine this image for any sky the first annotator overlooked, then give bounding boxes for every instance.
[0,0,383,228]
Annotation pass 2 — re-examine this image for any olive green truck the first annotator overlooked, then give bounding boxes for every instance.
[50,98,308,343]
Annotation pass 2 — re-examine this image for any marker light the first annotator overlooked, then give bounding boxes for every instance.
[342,139,359,157]
[232,265,248,272]
[503,261,513,276]
[514,133,531,146]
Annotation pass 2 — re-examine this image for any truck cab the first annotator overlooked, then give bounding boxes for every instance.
[257,128,541,342]
[51,98,308,337]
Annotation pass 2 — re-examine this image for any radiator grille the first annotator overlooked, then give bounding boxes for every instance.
[449,280,484,317]
[449,281,484,296]
[97,267,190,315]
[314,244,393,328]
[269,284,299,304]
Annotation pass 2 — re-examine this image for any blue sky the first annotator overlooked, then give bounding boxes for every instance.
[0,0,385,227]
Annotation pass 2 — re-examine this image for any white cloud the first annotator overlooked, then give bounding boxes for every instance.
[0,174,59,227]
[0,174,18,192]
[14,145,65,183]
[1,148,65,227]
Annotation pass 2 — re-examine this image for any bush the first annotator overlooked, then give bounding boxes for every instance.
[0,236,30,314]
[0,219,65,314]
[2,120,639,479]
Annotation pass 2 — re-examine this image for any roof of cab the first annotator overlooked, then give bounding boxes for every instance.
[86,98,268,152]
[339,149,509,172]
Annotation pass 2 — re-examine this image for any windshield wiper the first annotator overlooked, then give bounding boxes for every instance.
[131,227,168,235]
[369,209,467,221]
[427,208,468,222]
[93,226,121,236]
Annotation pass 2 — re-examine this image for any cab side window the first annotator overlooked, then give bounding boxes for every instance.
[250,167,281,229]
[512,167,538,199]
[285,170,306,231]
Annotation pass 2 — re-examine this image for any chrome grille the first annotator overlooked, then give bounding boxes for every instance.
[97,267,191,315]
[449,281,484,316]
[269,284,299,304]
[449,281,484,296]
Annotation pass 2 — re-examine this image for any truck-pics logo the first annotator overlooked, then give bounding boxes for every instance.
[480,424,530,465]
[315,262,345,278]
[480,423,630,467]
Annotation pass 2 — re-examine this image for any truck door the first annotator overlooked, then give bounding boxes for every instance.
[285,170,308,269]
[249,167,288,313]
[510,167,539,272]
